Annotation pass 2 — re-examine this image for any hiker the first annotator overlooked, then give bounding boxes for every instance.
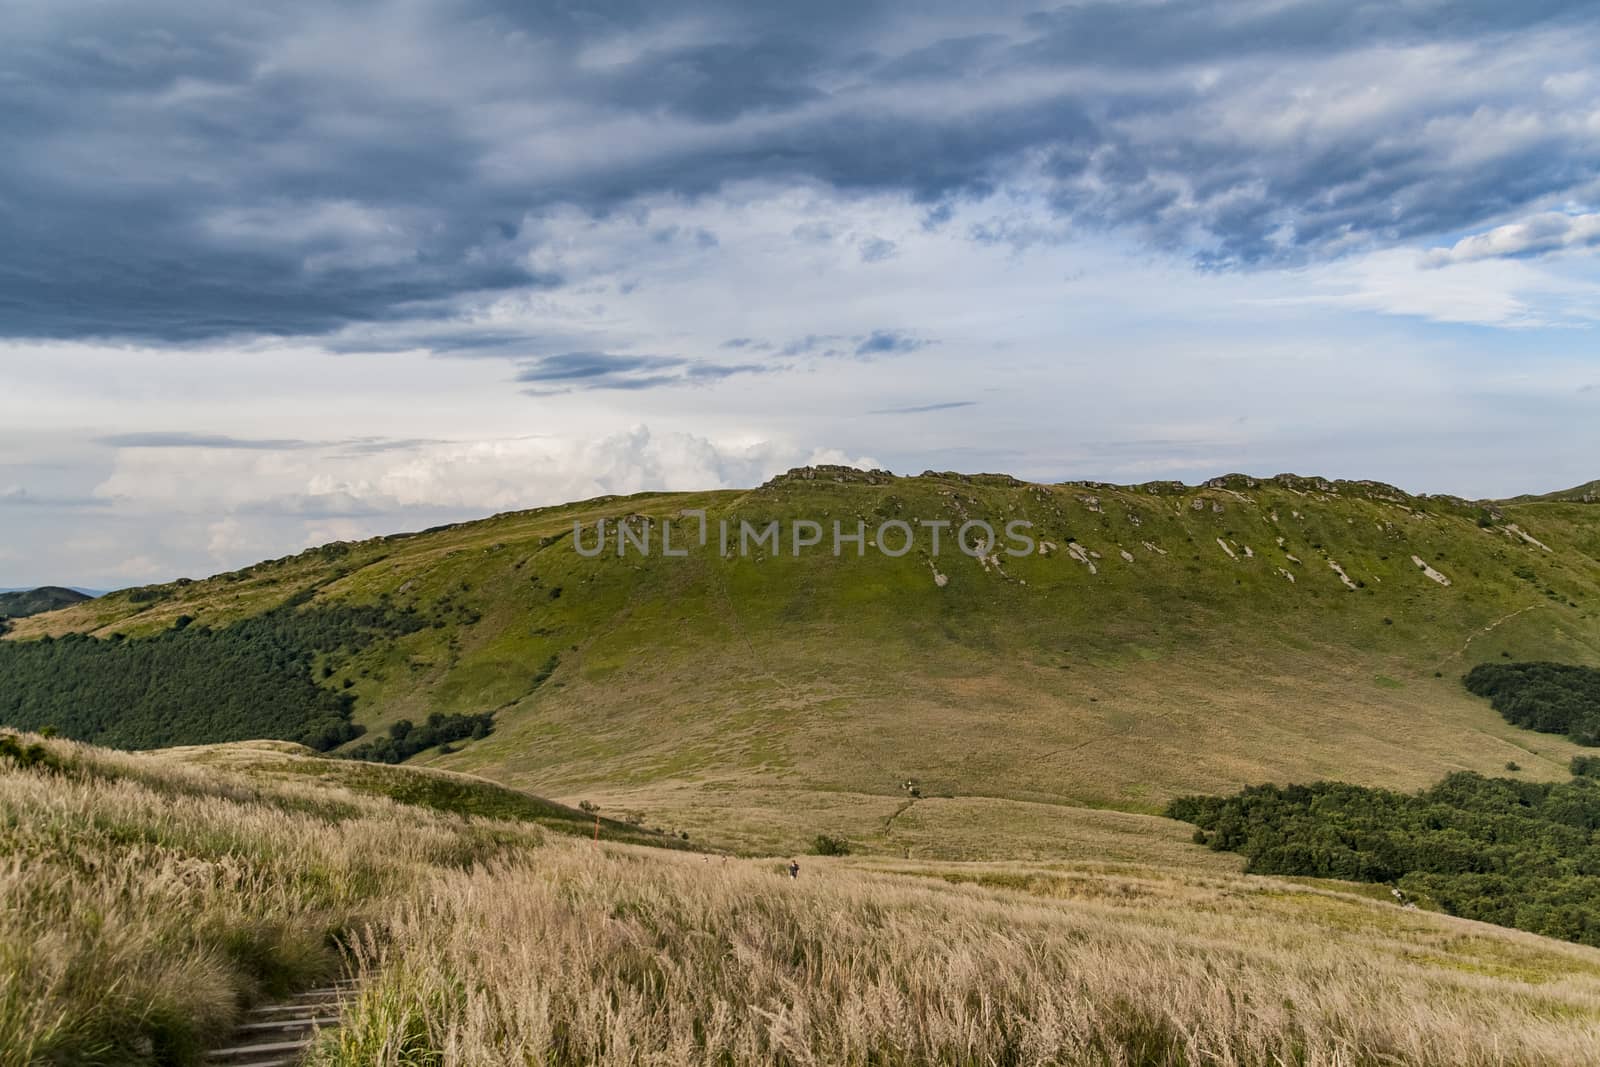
[788,859,800,880]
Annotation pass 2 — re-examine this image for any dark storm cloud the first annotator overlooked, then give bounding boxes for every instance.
[599,39,830,123]
[4,0,1598,345]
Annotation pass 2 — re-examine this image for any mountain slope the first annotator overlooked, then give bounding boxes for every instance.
[0,585,91,619]
[6,469,1600,855]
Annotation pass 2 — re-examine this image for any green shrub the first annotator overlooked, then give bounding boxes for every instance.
[0,733,65,772]
[811,834,851,856]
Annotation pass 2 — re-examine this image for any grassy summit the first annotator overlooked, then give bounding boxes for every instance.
[5,468,1600,857]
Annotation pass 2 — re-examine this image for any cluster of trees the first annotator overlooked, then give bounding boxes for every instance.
[1170,772,1600,946]
[340,712,494,764]
[1464,661,1600,745]
[0,602,423,751]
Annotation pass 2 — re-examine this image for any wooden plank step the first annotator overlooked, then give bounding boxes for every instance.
[204,1037,313,1060]
[205,979,359,1065]
[246,1002,342,1015]
[235,1017,339,1032]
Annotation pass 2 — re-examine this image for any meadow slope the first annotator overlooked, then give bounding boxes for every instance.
[7,469,1600,856]
[9,735,1600,1067]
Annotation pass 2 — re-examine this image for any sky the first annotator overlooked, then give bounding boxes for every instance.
[2,0,1599,589]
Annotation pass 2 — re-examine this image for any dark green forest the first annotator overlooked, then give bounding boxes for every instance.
[1170,772,1600,946]
[1464,661,1600,745]
[0,599,424,751]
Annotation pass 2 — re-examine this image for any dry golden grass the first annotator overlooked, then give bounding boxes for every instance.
[0,735,540,1065]
[560,780,1251,867]
[316,841,1600,1067]
[13,735,1600,1066]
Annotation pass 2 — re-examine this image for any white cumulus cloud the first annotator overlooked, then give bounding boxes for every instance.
[1422,212,1600,267]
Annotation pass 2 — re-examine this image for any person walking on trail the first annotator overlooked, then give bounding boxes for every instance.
[788,859,800,880]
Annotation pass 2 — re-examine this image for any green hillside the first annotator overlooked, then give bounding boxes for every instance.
[5,468,1600,856]
[1514,480,1600,504]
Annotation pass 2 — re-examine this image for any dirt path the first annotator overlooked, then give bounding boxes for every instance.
[882,798,917,834]
[1433,604,1545,672]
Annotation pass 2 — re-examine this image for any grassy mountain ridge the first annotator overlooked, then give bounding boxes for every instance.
[6,468,1600,855]
[1512,479,1600,504]
[0,585,90,620]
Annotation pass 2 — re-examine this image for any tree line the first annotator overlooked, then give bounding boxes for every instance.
[0,601,424,751]
[341,712,494,764]
[1170,770,1600,947]
[1464,661,1600,745]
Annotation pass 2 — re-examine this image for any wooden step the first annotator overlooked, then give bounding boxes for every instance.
[204,1036,313,1060]
[205,979,359,1066]
[246,1001,345,1015]
[234,1017,339,1033]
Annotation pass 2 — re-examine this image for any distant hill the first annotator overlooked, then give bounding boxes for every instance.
[4,468,1600,855]
[0,586,93,619]
[1515,480,1600,504]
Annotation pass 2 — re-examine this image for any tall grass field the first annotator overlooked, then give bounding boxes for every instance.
[8,733,1600,1066]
